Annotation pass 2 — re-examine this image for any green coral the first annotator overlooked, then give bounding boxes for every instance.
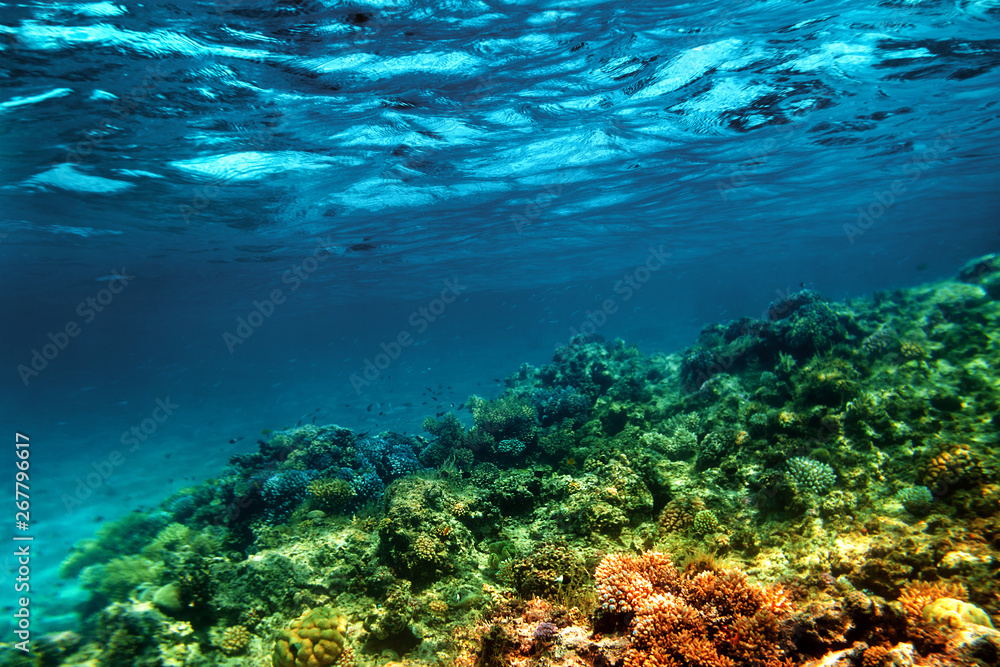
[692,509,719,534]
[307,477,357,511]
[59,512,166,578]
[420,412,468,466]
[897,486,934,516]
[638,413,699,460]
[786,301,843,353]
[468,393,539,444]
[422,412,465,448]
[786,456,837,496]
[378,477,477,581]
[560,456,653,535]
[80,555,164,602]
[140,522,223,561]
[497,541,589,599]
[216,624,252,655]
[495,438,525,456]
[485,539,518,569]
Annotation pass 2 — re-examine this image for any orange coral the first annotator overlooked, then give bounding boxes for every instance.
[897,580,968,622]
[597,551,795,667]
[923,444,980,492]
[861,645,891,667]
[596,553,654,613]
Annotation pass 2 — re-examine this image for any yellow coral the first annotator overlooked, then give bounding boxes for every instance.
[217,624,251,655]
[428,599,449,618]
[922,597,994,629]
[307,478,356,509]
[273,606,350,667]
[923,444,980,490]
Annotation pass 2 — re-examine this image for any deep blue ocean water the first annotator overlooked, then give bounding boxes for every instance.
[1,0,999,635]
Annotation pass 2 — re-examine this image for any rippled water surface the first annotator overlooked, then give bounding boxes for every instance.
[4,0,999,300]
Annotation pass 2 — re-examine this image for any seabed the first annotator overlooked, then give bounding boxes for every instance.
[9,255,1000,667]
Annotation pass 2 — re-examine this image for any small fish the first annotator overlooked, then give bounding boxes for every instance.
[96,269,135,282]
[916,263,929,271]
[458,403,465,410]
[367,403,373,412]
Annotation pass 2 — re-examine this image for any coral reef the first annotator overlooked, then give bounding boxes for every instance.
[786,457,837,496]
[215,624,252,655]
[596,551,796,667]
[49,257,1000,667]
[273,606,351,667]
[897,486,934,516]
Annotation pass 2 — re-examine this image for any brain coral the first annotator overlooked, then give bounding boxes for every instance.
[922,597,994,629]
[273,606,350,667]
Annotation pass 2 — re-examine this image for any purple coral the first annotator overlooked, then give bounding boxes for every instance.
[532,622,558,641]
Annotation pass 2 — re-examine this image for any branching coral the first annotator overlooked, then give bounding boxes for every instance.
[596,551,795,667]
[307,477,356,511]
[786,457,836,496]
[898,580,969,623]
[468,393,539,445]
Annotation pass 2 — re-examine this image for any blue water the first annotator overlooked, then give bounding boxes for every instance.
[1,0,999,634]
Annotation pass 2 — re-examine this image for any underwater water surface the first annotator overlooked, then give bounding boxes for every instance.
[1,0,1000,664]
